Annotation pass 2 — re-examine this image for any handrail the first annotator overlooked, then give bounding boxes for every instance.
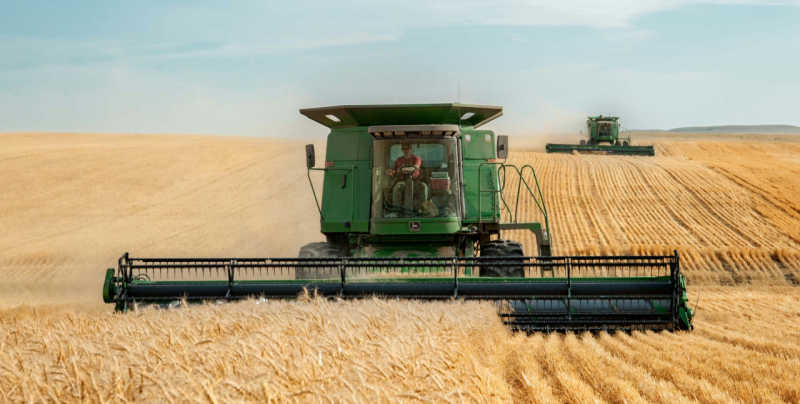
[477,162,512,222]
[477,162,550,236]
[504,164,549,231]
[306,168,324,216]
[306,165,358,223]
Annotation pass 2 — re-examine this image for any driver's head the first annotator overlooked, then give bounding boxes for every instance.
[401,144,412,156]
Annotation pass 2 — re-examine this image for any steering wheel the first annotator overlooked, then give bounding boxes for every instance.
[400,166,417,175]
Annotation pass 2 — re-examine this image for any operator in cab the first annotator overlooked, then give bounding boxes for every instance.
[384,143,436,217]
[387,143,421,179]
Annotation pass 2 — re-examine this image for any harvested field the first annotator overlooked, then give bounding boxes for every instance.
[1,132,799,402]
[504,133,800,285]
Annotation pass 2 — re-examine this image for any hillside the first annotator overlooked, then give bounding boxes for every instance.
[669,124,800,133]
[627,125,800,134]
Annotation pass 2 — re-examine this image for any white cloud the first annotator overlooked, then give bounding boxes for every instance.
[3,0,797,67]
[244,0,800,31]
[2,0,798,134]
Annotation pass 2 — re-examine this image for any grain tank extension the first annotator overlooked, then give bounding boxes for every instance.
[102,104,691,332]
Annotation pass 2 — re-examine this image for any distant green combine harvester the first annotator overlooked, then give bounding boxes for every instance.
[546,115,655,156]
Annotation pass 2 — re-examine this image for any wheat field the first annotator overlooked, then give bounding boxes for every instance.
[1,132,799,403]
[505,133,800,285]
[2,288,799,403]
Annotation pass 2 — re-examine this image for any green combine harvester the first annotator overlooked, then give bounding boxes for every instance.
[546,115,655,156]
[102,104,692,332]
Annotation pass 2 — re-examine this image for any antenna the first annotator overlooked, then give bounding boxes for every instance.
[456,81,462,128]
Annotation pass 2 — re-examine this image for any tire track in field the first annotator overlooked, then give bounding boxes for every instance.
[653,162,764,247]
[632,158,748,248]
[583,156,634,247]
[574,158,615,247]
[710,164,800,245]
[615,158,688,246]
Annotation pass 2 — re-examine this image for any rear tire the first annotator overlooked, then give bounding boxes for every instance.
[296,242,342,280]
[480,240,525,277]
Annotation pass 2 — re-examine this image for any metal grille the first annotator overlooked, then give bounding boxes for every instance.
[120,254,676,283]
[112,254,678,294]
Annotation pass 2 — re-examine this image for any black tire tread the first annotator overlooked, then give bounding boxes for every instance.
[296,242,342,279]
[480,240,525,277]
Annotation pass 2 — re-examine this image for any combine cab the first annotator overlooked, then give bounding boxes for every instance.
[546,115,655,156]
[103,104,692,332]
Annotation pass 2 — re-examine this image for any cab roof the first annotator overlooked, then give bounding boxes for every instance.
[299,103,503,129]
[588,115,620,121]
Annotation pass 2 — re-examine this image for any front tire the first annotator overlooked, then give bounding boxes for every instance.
[296,242,342,279]
[480,240,525,277]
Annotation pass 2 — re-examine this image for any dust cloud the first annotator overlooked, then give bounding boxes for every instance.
[0,133,325,306]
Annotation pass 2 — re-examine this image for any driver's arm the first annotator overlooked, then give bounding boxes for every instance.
[411,156,422,178]
[387,157,402,177]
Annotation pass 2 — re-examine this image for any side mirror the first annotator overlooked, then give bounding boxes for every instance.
[496,135,509,159]
[305,144,315,169]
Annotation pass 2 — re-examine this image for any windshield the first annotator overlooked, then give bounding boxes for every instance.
[598,121,614,133]
[372,138,461,219]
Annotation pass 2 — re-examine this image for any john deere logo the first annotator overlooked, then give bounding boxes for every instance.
[409,221,421,232]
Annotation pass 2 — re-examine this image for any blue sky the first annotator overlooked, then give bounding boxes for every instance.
[1,1,798,137]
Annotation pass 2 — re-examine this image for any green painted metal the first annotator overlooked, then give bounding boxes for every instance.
[299,104,503,129]
[318,128,372,233]
[102,268,115,303]
[678,274,694,329]
[462,160,501,223]
[587,115,621,144]
[546,115,655,156]
[460,128,496,159]
[545,143,656,156]
[307,103,548,248]
[116,275,674,288]
[371,218,461,235]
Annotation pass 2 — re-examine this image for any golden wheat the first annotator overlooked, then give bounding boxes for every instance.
[502,135,800,285]
[1,288,799,403]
